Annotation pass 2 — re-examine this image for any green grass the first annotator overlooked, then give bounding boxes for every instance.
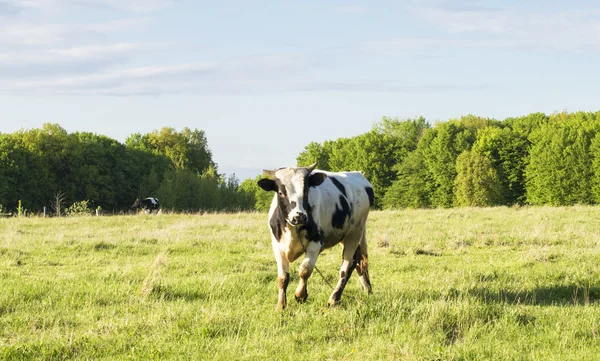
[2,206,600,360]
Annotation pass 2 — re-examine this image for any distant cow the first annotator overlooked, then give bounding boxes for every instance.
[258,162,374,310]
[132,197,160,214]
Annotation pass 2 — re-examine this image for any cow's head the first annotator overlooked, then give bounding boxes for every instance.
[132,199,140,208]
[257,162,328,226]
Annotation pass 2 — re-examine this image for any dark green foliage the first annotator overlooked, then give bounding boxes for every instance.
[0,124,252,213]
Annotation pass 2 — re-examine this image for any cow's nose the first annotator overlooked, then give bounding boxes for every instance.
[292,213,307,225]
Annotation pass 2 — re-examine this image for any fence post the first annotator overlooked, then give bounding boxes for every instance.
[43,206,46,218]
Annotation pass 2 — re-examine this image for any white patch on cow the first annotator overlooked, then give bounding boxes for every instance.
[307,170,371,248]
[268,195,305,262]
[274,167,309,224]
[146,197,158,205]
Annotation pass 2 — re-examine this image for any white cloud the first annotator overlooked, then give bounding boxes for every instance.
[407,1,600,53]
[0,54,493,96]
[3,0,173,12]
[0,21,66,45]
[0,18,149,46]
[0,42,138,70]
[47,43,137,59]
[2,62,219,90]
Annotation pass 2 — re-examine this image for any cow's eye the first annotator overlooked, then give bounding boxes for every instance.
[277,191,284,197]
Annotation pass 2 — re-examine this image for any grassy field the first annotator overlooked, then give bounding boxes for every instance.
[2,207,600,360]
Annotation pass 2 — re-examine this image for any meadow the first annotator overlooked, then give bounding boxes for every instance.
[2,207,600,360]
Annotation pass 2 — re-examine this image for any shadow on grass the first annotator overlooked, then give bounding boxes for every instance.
[150,285,207,302]
[467,284,600,306]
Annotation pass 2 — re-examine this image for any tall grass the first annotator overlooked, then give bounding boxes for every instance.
[1,206,600,360]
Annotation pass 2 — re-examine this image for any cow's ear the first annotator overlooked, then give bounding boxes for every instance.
[309,172,327,187]
[257,178,276,192]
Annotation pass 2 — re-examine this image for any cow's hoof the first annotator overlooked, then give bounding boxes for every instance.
[276,303,286,311]
[295,291,308,303]
[327,297,340,307]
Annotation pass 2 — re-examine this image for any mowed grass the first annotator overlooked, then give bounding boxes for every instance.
[2,207,600,360]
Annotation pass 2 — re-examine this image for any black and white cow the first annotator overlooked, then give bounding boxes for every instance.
[258,162,374,310]
[132,197,160,214]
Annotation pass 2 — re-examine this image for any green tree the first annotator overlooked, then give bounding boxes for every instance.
[420,122,468,207]
[297,141,331,170]
[296,117,430,208]
[383,150,432,208]
[589,112,600,203]
[126,127,215,174]
[526,112,599,205]
[239,175,274,212]
[472,126,529,204]
[454,150,503,207]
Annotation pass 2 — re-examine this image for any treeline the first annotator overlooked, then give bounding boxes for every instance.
[0,124,254,214]
[243,110,599,210]
[4,111,600,214]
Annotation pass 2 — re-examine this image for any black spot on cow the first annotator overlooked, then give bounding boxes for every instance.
[329,177,347,197]
[308,172,328,188]
[270,190,296,240]
[365,187,374,207]
[300,173,325,244]
[332,195,351,229]
[269,209,285,240]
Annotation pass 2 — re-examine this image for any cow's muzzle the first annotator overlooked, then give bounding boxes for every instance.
[289,212,307,226]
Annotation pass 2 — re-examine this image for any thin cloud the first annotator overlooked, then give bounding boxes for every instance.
[47,43,138,59]
[4,0,174,12]
[290,80,494,93]
[2,62,220,90]
[0,22,66,46]
[0,43,138,63]
[0,54,495,96]
[0,18,150,46]
[407,1,600,52]
[0,43,141,77]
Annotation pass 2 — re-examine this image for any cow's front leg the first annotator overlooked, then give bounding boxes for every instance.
[328,244,359,306]
[295,241,321,303]
[272,240,290,311]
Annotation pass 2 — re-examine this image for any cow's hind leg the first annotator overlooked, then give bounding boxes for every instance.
[328,243,359,306]
[356,230,372,294]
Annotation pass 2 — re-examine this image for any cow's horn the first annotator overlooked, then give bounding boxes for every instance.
[263,169,276,178]
[306,162,318,173]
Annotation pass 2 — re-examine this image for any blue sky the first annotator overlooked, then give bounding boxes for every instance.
[1,0,599,180]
